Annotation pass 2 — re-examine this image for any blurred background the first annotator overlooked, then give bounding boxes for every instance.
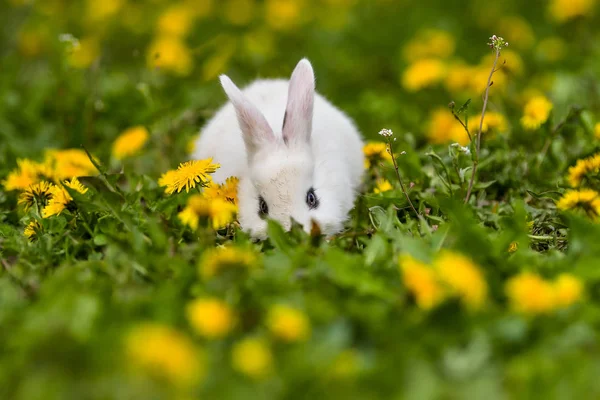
[1,0,599,170]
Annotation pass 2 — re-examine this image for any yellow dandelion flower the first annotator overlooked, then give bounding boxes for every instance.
[595,122,600,140]
[363,142,389,159]
[199,246,257,279]
[64,177,88,194]
[178,196,209,230]
[206,197,236,228]
[521,96,553,130]
[45,148,98,180]
[186,297,235,339]
[373,179,392,194]
[157,170,179,193]
[508,241,518,253]
[42,178,87,218]
[147,36,193,76]
[265,0,305,31]
[223,0,256,26]
[549,0,595,23]
[399,254,445,310]
[157,4,195,37]
[68,36,100,69]
[159,159,220,194]
[434,251,487,310]
[553,274,584,308]
[2,159,46,191]
[203,176,239,205]
[427,108,469,145]
[402,58,446,92]
[42,186,70,218]
[567,153,600,187]
[178,195,237,230]
[505,272,556,314]
[363,142,392,168]
[18,181,55,211]
[126,322,202,386]
[24,220,41,241]
[112,126,149,160]
[402,29,455,62]
[231,337,273,379]
[556,189,600,218]
[266,304,311,342]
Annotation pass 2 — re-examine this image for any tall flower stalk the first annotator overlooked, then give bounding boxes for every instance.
[464,35,508,204]
[379,129,419,216]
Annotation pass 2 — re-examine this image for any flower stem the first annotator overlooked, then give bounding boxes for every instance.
[465,48,501,204]
[387,141,419,216]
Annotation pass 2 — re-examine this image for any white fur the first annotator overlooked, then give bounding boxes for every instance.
[192,59,364,239]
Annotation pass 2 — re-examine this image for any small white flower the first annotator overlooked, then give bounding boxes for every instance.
[451,143,471,155]
[58,33,80,50]
[487,34,508,51]
[378,128,393,138]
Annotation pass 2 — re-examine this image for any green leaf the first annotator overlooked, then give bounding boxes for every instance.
[266,219,294,254]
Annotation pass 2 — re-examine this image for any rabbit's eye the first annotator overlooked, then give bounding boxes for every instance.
[258,196,269,217]
[306,188,319,209]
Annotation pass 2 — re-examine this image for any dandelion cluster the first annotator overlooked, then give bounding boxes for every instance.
[400,251,488,311]
[505,272,583,314]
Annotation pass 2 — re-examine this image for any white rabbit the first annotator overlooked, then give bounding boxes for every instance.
[192,59,364,239]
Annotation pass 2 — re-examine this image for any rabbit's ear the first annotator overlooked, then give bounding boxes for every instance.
[283,59,314,146]
[220,75,275,154]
